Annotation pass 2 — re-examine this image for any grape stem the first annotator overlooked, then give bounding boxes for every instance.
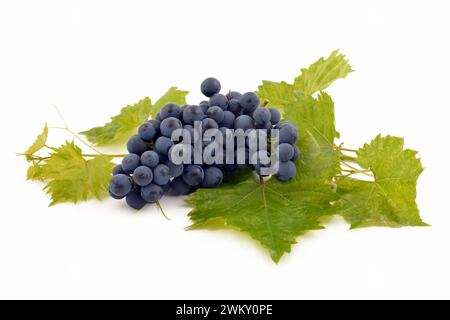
[52,105,106,156]
[261,99,269,108]
[156,201,170,220]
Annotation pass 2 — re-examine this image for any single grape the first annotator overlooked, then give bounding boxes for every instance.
[155,136,174,155]
[153,164,171,185]
[126,188,146,209]
[160,117,182,138]
[140,150,159,168]
[182,165,204,186]
[202,118,219,133]
[159,103,181,119]
[228,98,241,115]
[199,101,209,114]
[256,121,272,130]
[269,108,281,125]
[201,77,221,97]
[279,123,299,144]
[202,167,223,188]
[165,160,184,178]
[168,177,191,196]
[183,105,205,125]
[121,153,141,174]
[292,145,300,161]
[221,111,236,128]
[109,174,132,197]
[275,161,296,182]
[209,93,228,110]
[240,92,260,114]
[234,115,254,131]
[226,91,242,100]
[252,108,271,126]
[138,122,156,141]
[206,106,224,123]
[132,166,153,186]
[140,183,163,203]
[113,165,124,175]
[278,143,294,162]
[148,119,161,134]
[180,105,188,113]
[127,135,147,155]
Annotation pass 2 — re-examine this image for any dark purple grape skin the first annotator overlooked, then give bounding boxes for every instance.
[126,189,146,209]
[159,103,181,119]
[127,135,148,155]
[140,150,159,168]
[168,177,191,196]
[109,174,132,197]
[228,99,241,115]
[275,161,296,182]
[138,122,156,141]
[202,167,223,188]
[221,111,236,128]
[209,94,228,110]
[121,153,141,174]
[206,106,224,123]
[268,108,281,125]
[140,183,163,203]
[240,92,260,114]
[200,77,221,97]
[113,165,124,176]
[292,145,300,161]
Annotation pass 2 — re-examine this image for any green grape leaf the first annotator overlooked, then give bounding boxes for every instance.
[336,135,427,228]
[26,162,44,181]
[257,80,294,111]
[38,141,115,206]
[24,123,48,156]
[293,50,353,96]
[80,87,188,145]
[188,93,340,262]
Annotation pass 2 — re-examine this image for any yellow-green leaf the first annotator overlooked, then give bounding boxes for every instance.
[24,123,48,156]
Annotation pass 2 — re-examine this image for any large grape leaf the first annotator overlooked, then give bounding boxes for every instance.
[188,93,340,262]
[80,87,188,145]
[33,141,115,206]
[336,135,427,228]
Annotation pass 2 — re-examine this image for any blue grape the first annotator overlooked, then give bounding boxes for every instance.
[140,150,159,168]
[140,183,163,203]
[126,189,146,209]
[278,143,294,162]
[113,165,124,175]
[209,94,228,110]
[109,174,132,197]
[182,165,204,186]
[132,166,153,186]
[228,98,241,115]
[202,118,219,133]
[206,106,224,123]
[292,145,300,160]
[183,105,205,125]
[202,167,223,188]
[138,122,156,141]
[165,160,184,178]
[168,177,191,196]
[153,164,171,185]
[160,117,182,138]
[279,123,298,144]
[256,122,272,130]
[121,153,141,174]
[234,115,254,131]
[201,77,221,97]
[252,108,271,126]
[127,135,147,155]
[199,101,209,114]
[221,111,236,128]
[155,136,174,155]
[180,105,188,113]
[148,119,161,134]
[275,161,296,182]
[159,103,181,119]
[226,91,242,100]
[161,183,171,192]
[269,108,281,125]
[240,92,260,114]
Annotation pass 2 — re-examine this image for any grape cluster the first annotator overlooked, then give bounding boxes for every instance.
[109,77,300,209]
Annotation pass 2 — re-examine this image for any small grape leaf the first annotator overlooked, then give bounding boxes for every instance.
[293,50,353,96]
[26,162,44,181]
[257,80,294,110]
[23,123,48,156]
[38,141,115,206]
[188,93,340,262]
[80,87,188,145]
[336,135,427,228]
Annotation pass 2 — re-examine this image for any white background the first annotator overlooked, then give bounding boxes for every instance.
[1,0,449,299]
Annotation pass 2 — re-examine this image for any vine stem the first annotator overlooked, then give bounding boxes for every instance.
[156,201,170,220]
[341,161,374,177]
[53,105,106,156]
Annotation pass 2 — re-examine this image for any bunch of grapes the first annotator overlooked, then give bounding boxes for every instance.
[109,77,299,209]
